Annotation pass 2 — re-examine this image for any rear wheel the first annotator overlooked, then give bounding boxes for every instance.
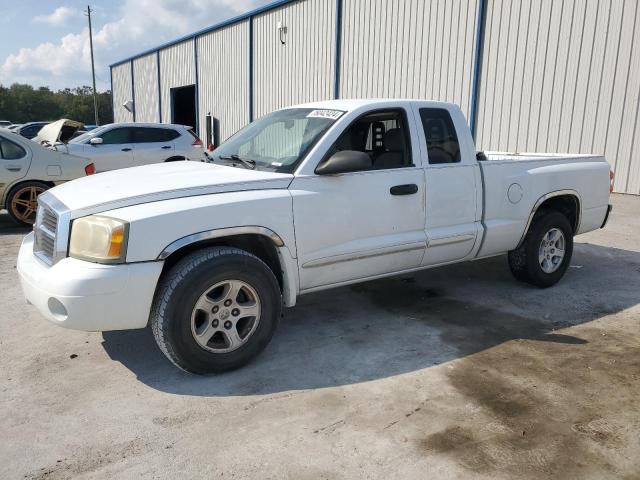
[150,246,282,374]
[6,181,49,226]
[508,211,574,288]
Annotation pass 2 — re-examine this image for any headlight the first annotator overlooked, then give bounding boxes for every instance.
[69,215,129,264]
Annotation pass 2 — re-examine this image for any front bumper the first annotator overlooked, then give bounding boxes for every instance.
[17,232,164,331]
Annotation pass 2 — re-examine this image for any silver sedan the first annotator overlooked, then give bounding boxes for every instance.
[0,130,92,226]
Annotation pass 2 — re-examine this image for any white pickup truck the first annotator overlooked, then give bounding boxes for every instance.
[17,99,613,373]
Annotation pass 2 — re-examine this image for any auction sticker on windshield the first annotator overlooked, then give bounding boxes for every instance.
[307,110,344,120]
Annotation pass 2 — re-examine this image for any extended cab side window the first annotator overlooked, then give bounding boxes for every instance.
[0,136,26,160]
[330,109,412,170]
[100,128,133,145]
[419,108,461,164]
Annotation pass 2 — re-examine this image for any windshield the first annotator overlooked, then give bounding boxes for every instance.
[212,108,343,172]
[69,125,110,144]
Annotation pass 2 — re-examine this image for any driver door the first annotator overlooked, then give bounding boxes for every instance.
[290,108,427,291]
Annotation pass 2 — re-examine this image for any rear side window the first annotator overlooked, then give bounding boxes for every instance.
[419,108,461,164]
[100,128,134,144]
[133,127,180,143]
[0,136,26,160]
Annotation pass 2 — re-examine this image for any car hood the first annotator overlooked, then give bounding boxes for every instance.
[33,119,84,145]
[47,161,294,215]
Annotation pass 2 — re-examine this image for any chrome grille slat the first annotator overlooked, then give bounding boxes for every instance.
[42,209,57,234]
[34,203,58,265]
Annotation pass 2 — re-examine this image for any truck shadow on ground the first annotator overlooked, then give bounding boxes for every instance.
[0,212,30,236]
[101,241,640,397]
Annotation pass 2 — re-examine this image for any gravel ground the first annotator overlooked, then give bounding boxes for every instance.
[0,194,639,479]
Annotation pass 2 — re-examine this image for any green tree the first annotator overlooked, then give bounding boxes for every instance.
[0,83,113,125]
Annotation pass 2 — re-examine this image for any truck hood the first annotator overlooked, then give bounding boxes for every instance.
[48,161,294,214]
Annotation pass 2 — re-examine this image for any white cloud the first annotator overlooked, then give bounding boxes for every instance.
[1,0,268,90]
[33,6,82,27]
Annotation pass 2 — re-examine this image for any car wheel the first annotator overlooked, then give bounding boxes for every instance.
[150,246,282,374]
[508,210,574,288]
[6,181,49,226]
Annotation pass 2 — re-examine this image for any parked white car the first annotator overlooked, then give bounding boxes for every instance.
[56,123,206,172]
[17,99,612,373]
[0,130,94,225]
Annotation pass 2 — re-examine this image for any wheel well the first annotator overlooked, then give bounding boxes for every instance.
[3,179,55,206]
[160,234,284,291]
[165,156,186,162]
[535,194,580,233]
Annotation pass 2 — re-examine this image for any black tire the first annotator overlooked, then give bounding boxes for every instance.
[6,181,50,226]
[164,156,186,162]
[507,210,574,288]
[150,247,282,374]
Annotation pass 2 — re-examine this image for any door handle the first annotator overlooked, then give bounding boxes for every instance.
[5,166,22,172]
[161,145,172,150]
[121,148,132,152]
[390,184,419,196]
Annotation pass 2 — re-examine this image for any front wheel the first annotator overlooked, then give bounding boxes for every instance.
[150,246,282,374]
[508,211,574,288]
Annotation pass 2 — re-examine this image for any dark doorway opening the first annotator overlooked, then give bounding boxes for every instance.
[171,85,196,129]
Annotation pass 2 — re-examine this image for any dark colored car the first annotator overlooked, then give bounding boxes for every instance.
[17,122,50,140]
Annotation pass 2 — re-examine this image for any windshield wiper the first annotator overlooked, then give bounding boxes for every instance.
[217,154,257,170]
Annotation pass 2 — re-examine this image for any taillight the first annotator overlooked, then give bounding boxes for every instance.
[85,163,95,176]
[610,170,615,193]
[192,138,203,148]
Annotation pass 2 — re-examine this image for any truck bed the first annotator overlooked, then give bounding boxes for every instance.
[476,151,611,258]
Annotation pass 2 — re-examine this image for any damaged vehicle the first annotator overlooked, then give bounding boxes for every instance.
[33,119,85,146]
[1,129,94,225]
[38,120,206,172]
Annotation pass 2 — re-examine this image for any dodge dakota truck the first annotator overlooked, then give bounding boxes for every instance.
[17,99,613,373]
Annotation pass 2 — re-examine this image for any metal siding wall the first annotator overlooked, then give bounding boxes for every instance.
[197,22,250,142]
[477,0,640,194]
[253,0,336,118]
[159,41,196,124]
[112,63,134,123]
[339,0,479,119]
[133,54,159,123]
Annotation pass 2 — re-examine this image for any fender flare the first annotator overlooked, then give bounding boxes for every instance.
[516,189,581,248]
[157,226,285,260]
[156,226,297,306]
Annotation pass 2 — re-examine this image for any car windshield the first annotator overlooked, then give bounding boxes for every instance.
[69,125,110,144]
[212,108,343,172]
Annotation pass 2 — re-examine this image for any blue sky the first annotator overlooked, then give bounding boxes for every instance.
[0,0,272,91]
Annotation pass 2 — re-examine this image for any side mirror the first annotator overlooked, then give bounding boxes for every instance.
[315,150,372,175]
[89,137,103,145]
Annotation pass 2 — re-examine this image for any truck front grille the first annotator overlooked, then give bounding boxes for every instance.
[34,204,58,265]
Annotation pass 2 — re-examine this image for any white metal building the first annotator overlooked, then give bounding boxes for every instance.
[110,0,640,194]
